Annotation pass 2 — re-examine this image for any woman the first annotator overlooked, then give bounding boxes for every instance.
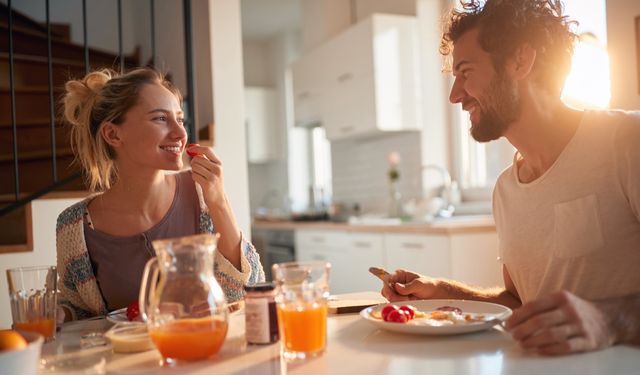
[56,67,264,321]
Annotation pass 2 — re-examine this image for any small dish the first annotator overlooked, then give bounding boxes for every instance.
[106,308,128,324]
[0,331,43,375]
[40,344,112,374]
[104,322,154,353]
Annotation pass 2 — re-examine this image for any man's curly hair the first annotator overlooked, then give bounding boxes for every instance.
[440,0,578,95]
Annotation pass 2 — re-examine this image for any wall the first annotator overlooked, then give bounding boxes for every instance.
[0,198,82,329]
[243,34,296,215]
[606,0,640,110]
[209,0,252,236]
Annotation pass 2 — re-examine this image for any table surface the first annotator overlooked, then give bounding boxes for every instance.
[42,292,640,375]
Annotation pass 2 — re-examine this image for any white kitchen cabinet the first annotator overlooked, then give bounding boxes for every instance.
[449,233,502,288]
[345,232,385,293]
[295,230,351,294]
[291,48,326,128]
[294,228,501,294]
[290,14,422,140]
[384,234,451,279]
[244,86,281,163]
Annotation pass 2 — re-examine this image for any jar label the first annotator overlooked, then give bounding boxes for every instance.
[245,298,271,344]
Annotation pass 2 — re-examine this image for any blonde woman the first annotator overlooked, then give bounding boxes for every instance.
[56,67,264,321]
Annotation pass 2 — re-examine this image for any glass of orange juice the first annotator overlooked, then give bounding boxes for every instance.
[6,266,57,341]
[272,261,330,360]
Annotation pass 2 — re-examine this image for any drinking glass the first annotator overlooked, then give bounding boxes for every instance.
[6,265,57,341]
[272,261,330,360]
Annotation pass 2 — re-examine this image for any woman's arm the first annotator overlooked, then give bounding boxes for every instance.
[189,145,243,270]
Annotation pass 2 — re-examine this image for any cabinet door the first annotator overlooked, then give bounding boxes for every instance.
[294,230,351,294]
[450,233,502,287]
[244,87,280,163]
[384,234,451,278]
[291,53,324,127]
[344,232,385,293]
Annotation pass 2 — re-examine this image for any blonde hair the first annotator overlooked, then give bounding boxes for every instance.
[62,67,182,192]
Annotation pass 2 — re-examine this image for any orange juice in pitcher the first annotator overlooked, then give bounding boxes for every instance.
[149,317,228,361]
[140,234,228,365]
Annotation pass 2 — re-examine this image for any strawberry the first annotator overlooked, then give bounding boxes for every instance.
[126,300,140,321]
[186,143,202,157]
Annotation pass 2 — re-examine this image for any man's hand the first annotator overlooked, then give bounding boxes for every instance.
[381,269,447,302]
[506,291,615,355]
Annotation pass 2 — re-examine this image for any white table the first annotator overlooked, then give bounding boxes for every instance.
[43,292,640,374]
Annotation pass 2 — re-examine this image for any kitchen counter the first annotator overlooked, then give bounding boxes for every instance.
[253,215,496,235]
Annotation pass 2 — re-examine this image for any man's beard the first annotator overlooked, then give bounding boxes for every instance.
[470,72,521,142]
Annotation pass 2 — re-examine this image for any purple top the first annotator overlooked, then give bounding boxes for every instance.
[84,171,200,311]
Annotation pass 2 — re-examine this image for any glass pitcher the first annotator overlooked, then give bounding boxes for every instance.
[139,233,228,365]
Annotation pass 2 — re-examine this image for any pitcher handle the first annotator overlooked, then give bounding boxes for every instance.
[139,257,159,322]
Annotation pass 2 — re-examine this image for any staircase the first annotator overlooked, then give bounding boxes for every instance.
[0,4,140,253]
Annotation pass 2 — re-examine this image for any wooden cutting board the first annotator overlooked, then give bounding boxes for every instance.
[327,299,383,314]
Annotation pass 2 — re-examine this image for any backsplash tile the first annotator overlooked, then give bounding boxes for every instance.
[331,132,422,213]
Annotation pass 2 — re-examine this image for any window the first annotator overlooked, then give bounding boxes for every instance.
[452,0,608,195]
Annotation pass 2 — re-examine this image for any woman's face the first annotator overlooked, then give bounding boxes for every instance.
[111,83,187,172]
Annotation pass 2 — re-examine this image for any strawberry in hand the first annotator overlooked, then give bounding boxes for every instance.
[186,143,202,158]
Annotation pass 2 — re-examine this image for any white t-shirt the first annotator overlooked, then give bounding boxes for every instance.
[493,110,640,303]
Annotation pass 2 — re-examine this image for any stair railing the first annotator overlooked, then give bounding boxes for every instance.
[0,0,197,217]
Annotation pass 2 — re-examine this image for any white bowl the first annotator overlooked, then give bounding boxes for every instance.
[0,331,44,375]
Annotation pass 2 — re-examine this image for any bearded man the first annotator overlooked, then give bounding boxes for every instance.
[382,0,640,355]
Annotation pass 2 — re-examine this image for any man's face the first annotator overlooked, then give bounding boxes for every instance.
[449,28,521,142]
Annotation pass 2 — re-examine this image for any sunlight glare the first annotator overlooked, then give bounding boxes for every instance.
[561,36,611,109]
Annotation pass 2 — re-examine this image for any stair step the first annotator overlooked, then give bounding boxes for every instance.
[0,21,139,69]
[0,151,83,196]
[0,147,73,163]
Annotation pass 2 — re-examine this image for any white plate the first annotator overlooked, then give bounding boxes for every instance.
[360,299,512,336]
[106,308,128,323]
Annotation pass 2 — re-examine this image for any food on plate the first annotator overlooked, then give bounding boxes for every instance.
[126,301,141,322]
[0,330,27,351]
[374,304,488,325]
[186,143,202,157]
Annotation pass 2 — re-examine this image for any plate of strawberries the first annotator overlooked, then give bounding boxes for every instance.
[360,299,511,335]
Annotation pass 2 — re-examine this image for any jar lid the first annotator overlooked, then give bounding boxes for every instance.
[243,282,275,292]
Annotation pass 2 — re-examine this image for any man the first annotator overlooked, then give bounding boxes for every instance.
[382,0,640,355]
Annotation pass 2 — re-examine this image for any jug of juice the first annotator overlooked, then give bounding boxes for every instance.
[139,233,228,365]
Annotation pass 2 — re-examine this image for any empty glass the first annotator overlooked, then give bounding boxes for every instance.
[6,265,57,341]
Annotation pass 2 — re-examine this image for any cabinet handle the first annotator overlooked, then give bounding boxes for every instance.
[340,125,355,134]
[401,242,424,250]
[297,91,310,99]
[353,241,371,249]
[337,72,353,82]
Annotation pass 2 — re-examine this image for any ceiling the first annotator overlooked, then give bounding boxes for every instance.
[240,0,301,40]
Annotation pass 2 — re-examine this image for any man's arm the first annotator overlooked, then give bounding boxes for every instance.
[600,293,640,346]
[382,265,522,309]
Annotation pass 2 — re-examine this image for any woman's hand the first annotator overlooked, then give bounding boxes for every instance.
[187,144,226,207]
